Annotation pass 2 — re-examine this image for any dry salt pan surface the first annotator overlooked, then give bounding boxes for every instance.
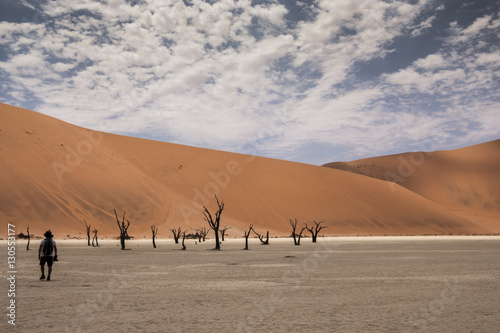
[2,237,499,332]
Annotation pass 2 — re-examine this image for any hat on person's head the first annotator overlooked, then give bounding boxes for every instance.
[44,230,53,239]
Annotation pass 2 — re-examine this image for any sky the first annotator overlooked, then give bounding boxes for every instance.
[0,0,499,165]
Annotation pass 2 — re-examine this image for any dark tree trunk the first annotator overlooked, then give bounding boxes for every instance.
[305,220,326,243]
[26,226,30,251]
[197,227,209,242]
[203,195,224,251]
[244,225,252,250]
[181,232,186,250]
[92,229,98,247]
[151,225,158,248]
[220,225,231,241]
[296,227,305,245]
[115,209,130,250]
[250,227,269,245]
[289,218,304,245]
[214,229,220,250]
[170,227,181,244]
[85,220,91,246]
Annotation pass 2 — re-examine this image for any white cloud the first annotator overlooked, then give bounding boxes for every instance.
[476,52,500,66]
[489,17,500,29]
[449,14,496,45]
[414,53,445,69]
[461,15,492,36]
[0,0,499,164]
[385,68,428,92]
[411,15,435,37]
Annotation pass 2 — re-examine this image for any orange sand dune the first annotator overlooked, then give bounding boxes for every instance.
[0,103,488,238]
[324,140,500,233]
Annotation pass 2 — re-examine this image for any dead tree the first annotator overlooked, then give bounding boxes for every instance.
[250,226,269,245]
[290,218,306,245]
[181,231,186,250]
[305,220,327,243]
[243,225,252,250]
[197,227,210,242]
[151,224,158,248]
[114,209,130,250]
[92,229,99,247]
[220,225,231,241]
[202,195,225,250]
[26,226,30,251]
[84,219,91,246]
[170,227,182,244]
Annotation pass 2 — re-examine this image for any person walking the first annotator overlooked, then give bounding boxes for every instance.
[38,230,58,281]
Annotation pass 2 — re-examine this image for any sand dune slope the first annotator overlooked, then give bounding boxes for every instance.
[324,140,500,233]
[0,103,486,237]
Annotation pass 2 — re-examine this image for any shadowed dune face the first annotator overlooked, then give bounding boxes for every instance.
[324,140,500,232]
[0,103,490,237]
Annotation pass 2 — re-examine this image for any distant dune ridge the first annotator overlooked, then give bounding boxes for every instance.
[324,140,500,233]
[0,103,496,238]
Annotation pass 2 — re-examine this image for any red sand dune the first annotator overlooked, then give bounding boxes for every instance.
[0,103,492,238]
[324,140,500,233]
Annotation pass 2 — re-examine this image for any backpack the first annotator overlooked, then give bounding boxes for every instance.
[43,239,53,256]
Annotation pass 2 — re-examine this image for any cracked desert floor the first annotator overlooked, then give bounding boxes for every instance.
[2,236,499,333]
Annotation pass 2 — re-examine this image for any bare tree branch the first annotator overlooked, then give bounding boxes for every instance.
[243,224,253,250]
[170,227,182,244]
[114,209,131,250]
[26,225,30,251]
[305,220,327,242]
[220,225,231,241]
[84,219,91,246]
[203,195,224,250]
[181,231,186,250]
[151,224,158,248]
[250,226,269,245]
[92,229,99,247]
[290,218,306,245]
[196,227,210,241]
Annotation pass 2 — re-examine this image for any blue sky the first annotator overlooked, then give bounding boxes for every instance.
[0,0,499,165]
